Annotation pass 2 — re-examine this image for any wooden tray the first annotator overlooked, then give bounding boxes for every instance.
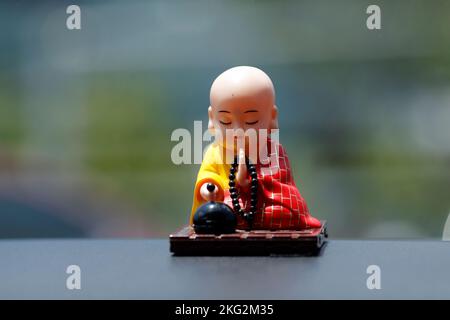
[170,221,328,256]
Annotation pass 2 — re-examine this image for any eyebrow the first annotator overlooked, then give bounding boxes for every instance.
[218,110,231,113]
[244,110,258,113]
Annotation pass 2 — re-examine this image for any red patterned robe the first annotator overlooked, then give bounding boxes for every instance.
[224,142,321,230]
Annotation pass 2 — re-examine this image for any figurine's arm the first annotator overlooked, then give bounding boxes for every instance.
[199,148,249,197]
[190,145,228,224]
[190,171,225,224]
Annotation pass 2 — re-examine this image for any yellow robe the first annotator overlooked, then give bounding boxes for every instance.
[190,143,231,224]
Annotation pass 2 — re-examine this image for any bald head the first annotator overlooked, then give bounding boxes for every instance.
[207,66,279,141]
[210,66,275,110]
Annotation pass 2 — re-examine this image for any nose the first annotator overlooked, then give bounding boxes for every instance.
[231,123,246,136]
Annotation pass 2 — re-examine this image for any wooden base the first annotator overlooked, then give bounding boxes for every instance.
[170,221,328,256]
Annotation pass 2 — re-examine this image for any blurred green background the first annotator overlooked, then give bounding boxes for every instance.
[0,0,449,238]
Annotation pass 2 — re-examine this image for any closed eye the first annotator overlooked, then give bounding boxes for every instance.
[219,120,231,125]
[245,120,259,125]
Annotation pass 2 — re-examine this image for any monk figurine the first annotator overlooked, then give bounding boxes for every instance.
[190,66,321,231]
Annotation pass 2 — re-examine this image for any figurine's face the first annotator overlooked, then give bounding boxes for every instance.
[208,66,278,154]
[210,97,274,133]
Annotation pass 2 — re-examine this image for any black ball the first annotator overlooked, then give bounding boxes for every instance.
[193,202,237,235]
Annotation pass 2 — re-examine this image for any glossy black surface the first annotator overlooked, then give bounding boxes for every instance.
[193,202,237,234]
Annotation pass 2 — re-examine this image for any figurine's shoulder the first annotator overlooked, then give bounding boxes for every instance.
[268,139,288,156]
[201,143,223,165]
[277,142,287,155]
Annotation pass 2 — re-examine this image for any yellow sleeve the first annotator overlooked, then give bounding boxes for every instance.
[189,144,229,224]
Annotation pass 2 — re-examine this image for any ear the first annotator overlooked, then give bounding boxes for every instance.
[208,106,215,135]
[270,105,279,130]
